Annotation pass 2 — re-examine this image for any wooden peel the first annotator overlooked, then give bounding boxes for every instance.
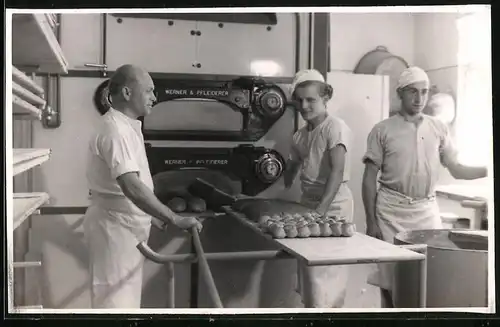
[188,178,238,210]
[191,226,224,308]
[448,230,488,247]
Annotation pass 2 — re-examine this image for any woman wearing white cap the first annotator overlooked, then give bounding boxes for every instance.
[284,69,354,308]
[362,66,488,307]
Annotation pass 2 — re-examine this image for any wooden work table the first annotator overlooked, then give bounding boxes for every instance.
[222,206,427,308]
[275,233,423,266]
[222,206,425,265]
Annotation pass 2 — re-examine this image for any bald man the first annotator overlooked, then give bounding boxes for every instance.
[83,65,202,309]
[361,66,488,308]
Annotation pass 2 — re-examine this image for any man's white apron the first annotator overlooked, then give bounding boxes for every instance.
[367,186,442,291]
[84,192,152,308]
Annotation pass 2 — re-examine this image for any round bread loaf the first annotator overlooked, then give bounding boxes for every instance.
[297,225,311,238]
[342,222,356,237]
[270,225,286,239]
[330,222,343,237]
[320,222,332,237]
[188,197,207,213]
[168,197,187,213]
[308,222,321,237]
[284,225,298,238]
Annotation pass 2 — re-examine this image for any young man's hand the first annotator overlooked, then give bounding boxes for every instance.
[366,220,383,240]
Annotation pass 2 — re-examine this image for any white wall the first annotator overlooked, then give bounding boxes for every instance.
[413,11,492,224]
[330,13,415,72]
[413,13,460,71]
[413,12,461,187]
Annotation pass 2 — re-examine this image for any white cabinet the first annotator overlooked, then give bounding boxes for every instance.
[105,14,197,73]
[326,72,390,231]
[104,13,296,76]
[195,14,296,76]
[60,14,103,71]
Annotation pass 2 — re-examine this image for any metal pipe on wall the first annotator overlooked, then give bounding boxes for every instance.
[102,13,107,73]
[312,13,330,78]
[293,13,301,133]
[42,14,63,129]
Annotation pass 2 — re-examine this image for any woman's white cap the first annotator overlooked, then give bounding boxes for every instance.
[397,66,430,90]
[290,69,325,95]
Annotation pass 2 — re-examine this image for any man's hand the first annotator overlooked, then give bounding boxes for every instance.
[315,203,329,218]
[173,216,203,233]
[366,220,383,240]
[151,217,167,231]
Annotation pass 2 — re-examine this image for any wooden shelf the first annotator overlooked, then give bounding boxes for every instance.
[12,13,68,74]
[12,95,43,120]
[13,261,42,269]
[13,193,49,231]
[15,305,43,310]
[13,148,51,176]
[12,66,45,95]
[12,82,46,107]
[45,13,58,30]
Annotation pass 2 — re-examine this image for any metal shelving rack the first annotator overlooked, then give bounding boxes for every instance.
[10,13,68,312]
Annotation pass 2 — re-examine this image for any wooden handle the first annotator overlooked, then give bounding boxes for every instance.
[448,230,488,246]
[191,227,224,308]
[461,199,487,209]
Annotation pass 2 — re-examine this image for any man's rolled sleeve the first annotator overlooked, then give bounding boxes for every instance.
[439,124,459,167]
[326,121,351,153]
[362,125,384,168]
[97,131,140,180]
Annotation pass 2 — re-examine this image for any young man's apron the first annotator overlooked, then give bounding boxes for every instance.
[291,114,353,308]
[296,183,354,308]
[366,186,442,292]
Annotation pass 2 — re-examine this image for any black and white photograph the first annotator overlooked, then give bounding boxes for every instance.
[5,5,494,314]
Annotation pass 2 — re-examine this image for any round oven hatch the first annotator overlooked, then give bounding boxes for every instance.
[254,153,283,183]
[255,88,285,118]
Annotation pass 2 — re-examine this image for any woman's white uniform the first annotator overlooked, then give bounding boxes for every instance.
[84,108,154,308]
[291,114,354,308]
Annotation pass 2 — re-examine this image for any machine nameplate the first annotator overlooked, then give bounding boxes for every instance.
[165,159,229,165]
[164,88,230,98]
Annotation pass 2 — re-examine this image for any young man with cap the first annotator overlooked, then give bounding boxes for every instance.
[283,69,354,308]
[361,66,488,307]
